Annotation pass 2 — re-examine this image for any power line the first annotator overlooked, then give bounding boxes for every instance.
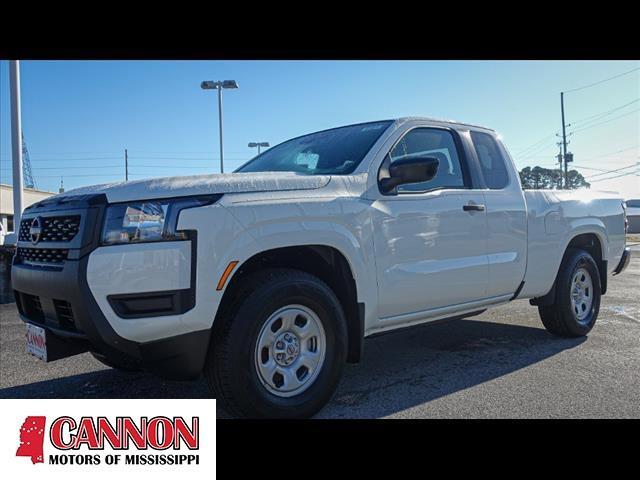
[129,156,246,161]
[572,165,609,172]
[563,66,640,94]
[569,108,640,134]
[0,156,247,163]
[584,163,638,178]
[19,151,121,156]
[129,165,229,169]
[3,151,251,158]
[573,164,634,173]
[560,67,639,189]
[33,173,128,178]
[1,164,207,170]
[512,99,638,158]
[513,132,558,155]
[518,140,559,160]
[127,150,250,155]
[589,170,639,182]
[577,145,638,163]
[0,163,234,170]
[0,156,122,162]
[0,165,122,170]
[568,99,639,128]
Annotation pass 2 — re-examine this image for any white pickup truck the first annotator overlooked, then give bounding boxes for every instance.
[12,117,631,418]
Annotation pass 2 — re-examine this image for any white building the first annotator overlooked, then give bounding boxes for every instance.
[0,184,55,232]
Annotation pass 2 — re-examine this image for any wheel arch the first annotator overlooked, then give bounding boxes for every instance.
[531,231,607,306]
[215,244,365,363]
[564,232,607,295]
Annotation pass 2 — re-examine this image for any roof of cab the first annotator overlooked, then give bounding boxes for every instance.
[393,116,496,132]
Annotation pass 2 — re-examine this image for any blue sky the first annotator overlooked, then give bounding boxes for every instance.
[0,60,638,197]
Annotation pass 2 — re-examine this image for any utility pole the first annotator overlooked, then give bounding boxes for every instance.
[559,93,574,189]
[217,87,224,173]
[9,60,24,230]
[556,143,564,189]
[560,92,568,189]
[125,149,129,181]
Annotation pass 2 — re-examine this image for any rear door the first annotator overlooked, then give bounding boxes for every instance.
[468,130,527,298]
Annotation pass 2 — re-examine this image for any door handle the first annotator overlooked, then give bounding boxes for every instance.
[463,203,485,212]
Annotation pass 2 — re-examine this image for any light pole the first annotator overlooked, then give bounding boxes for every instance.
[201,79,239,173]
[9,60,24,230]
[248,141,270,155]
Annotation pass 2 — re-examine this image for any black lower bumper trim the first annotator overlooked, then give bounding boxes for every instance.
[108,289,194,319]
[137,329,211,380]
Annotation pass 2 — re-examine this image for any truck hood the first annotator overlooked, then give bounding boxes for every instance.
[59,172,332,203]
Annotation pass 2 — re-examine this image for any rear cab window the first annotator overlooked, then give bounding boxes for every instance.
[470,131,510,190]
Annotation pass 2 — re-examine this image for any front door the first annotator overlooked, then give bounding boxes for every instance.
[371,127,489,322]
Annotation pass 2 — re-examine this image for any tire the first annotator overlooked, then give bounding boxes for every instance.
[538,248,601,337]
[90,352,141,372]
[205,268,348,418]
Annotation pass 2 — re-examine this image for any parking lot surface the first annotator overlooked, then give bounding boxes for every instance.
[1,249,638,418]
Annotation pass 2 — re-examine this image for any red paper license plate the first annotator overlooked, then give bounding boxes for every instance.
[26,323,47,361]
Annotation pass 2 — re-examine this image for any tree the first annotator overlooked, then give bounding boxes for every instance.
[565,169,591,190]
[518,166,590,190]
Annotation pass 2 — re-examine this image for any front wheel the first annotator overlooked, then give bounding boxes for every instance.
[205,268,348,418]
[538,248,601,337]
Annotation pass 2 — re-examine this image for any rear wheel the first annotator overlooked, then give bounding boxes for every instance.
[538,248,601,337]
[205,268,347,418]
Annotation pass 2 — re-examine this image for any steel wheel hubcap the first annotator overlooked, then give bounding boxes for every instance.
[571,267,593,324]
[254,305,326,397]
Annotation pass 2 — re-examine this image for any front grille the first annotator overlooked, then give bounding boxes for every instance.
[17,247,69,264]
[19,215,81,243]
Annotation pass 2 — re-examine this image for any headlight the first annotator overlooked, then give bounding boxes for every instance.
[101,195,220,245]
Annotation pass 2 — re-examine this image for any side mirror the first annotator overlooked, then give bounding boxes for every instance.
[379,155,439,194]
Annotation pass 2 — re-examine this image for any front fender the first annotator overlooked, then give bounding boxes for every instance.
[179,198,378,330]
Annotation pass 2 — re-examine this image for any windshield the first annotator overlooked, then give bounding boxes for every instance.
[236,121,393,175]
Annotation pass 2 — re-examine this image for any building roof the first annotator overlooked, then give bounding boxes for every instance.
[0,184,55,215]
[0,183,56,196]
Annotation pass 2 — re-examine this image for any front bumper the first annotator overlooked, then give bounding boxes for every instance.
[613,246,631,276]
[11,194,211,380]
[12,258,210,380]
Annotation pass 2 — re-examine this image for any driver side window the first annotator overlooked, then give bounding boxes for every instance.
[389,128,465,193]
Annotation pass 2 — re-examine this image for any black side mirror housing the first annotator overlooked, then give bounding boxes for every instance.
[379,155,439,194]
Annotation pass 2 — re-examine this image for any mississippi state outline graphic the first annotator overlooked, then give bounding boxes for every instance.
[16,416,46,464]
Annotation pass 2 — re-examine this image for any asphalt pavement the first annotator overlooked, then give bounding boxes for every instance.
[1,247,638,418]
